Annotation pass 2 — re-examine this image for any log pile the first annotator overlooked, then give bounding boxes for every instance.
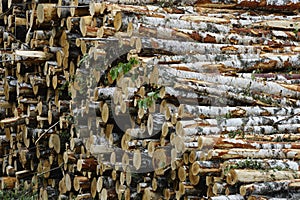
[1,0,300,199]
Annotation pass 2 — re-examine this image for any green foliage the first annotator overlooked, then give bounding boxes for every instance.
[251,73,255,81]
[77,77,86,95]
[0,186,38,200]
[59,81,69,91]
[251,69,262,80]
[236,159,262,169]
[283,66,294,73]
[69,75,76,83]
[223,158,296,177]
[78,54,89,67]
[70,74,86,95]
[159,0,175,7]
[252,69,261,74]
[58,81,69,93]
[243,83,252,96]
[224,159,262,175]
[224,112,232,119]
[66,115,76,124]
[58,81,71,98]
[137,89,160,109]
[60,130,71,140]
[293,23,299,34]
[273,135,284,142]
[228,130,244,138]
[253,94,274,105]
[109,58,139,81]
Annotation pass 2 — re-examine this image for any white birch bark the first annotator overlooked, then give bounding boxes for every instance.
[208,148,300,160]
[209,194,244,200]
[178,104,300,119]
[237,73,300,83]
[196,0,300,11]
[240,133,300,142]
[141,52,300,73]
[223,159,300,172]
[104,0,197,6]
[177,115,300,131]
[208,137,300,150]
[138,16,231,33]
[139,37,263,55]
[176,28,299,46]
[155,65,300,100]
[227,169,300,185]
[141,53,261,65]
[180,124,300,137]
[240,179,300,196]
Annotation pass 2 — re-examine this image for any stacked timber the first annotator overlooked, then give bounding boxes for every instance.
[1,0,300,199]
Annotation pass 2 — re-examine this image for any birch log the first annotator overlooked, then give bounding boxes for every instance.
[196,0,300,11]
[209,194,244,200]
[155,65,300,100]
[208,148,300,160]
[227,169,300,185]
[176,116,300,135]
[178,104,300,119]
[179,124,300,137]
[191,160,221,176]
[240,179,300,196]
[137,37,264,55]
[222,159,300,174]
[199,137,300,150]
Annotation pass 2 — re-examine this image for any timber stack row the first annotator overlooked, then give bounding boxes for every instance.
[1,0,300,199]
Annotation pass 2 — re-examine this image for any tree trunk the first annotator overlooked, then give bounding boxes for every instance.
[227,169,300,185]
[223,159,300,173]
[177,116,300,132]
[191,160,221,176]
[178,104,300,119]
[196,0,300,12]
[155,65,300,100]
[240,179,300,196]
[36,4,58,24]
[208,148,300,160]
[209,194,244,200]
[199,136,300,150]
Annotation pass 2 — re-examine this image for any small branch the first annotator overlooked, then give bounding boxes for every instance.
[37,163,64,177]
[273,112,300,125]
[34,121,60,145]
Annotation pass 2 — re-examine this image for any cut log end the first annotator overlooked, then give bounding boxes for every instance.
[36,4,45,23]
[113,12,122,31]
[133,149,141,170]
[91,177,97,198]
[65,173,72,192]
[73,176,89,192]
[101,103,109,123]
[49,134,61,154]
[147,114,153,136]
